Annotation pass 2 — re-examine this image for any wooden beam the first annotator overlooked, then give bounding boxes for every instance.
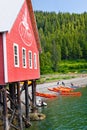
[9,83,15,110]
[3,86,9,130]
[24,81,31,128]
[16,82,23,130]
[32,80,36,108]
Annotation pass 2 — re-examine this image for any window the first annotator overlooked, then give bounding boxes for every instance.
[29,51,32,69]
[34,53,37,69]
[14,43,19,67]
[22,48,26,68]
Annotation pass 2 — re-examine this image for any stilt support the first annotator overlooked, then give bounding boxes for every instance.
[3,86,9,130]
[17,82,23,130]
[9,83,15,110]
[32,80,36,108]
[24,81,31,128]
[0,79,38,129]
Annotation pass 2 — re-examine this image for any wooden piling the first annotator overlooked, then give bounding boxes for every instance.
[0,86,3,104]
[16,82,23,130]
[24,81,31,128]
[32,80,36,108]
[9,83,16,110]
[8,82,24,130]
[0,80,36,129]
[3,86,9,130]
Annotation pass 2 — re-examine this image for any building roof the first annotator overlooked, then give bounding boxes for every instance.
[0,0,24,32]
[0,0,41,52]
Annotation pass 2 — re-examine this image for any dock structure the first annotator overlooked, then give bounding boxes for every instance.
[0,80,37,130]
[0,0,41,129]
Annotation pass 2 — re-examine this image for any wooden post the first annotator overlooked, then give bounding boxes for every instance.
[9,83,15,109]
[16,82,23,130]
[32,80,36,108]
[0,86,3,104]
[24,81,30,128]
[3,86,9,130]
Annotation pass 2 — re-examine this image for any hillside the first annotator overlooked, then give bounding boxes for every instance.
[35,11,87,74]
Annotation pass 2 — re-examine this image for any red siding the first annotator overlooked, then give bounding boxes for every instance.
[6,1,40,83]
[0,34,5,84]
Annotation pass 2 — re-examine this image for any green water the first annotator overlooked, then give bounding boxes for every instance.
[26,87,87,130]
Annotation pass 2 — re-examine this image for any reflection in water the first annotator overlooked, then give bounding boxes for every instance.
[26,87,87,130]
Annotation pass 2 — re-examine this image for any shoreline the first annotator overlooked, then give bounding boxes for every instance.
[21,75,87,105]
[36,76,87,94]
[20,75,87,112]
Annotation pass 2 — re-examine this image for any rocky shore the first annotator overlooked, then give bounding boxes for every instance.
[21,74,87,107]
[36,75,87,94]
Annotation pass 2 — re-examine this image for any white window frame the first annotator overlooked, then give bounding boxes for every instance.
[13,43,19,67]
[29,51,32,69]
[22,47,26,68]
[34,53,37,69]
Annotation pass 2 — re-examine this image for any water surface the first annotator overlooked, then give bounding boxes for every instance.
[26,87,87,130]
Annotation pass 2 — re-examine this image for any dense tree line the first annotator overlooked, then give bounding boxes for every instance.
[34,11,87,74]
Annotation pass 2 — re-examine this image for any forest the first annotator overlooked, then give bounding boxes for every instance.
[34,11,87,74]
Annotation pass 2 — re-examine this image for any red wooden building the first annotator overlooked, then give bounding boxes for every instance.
[0,0,41,129]
[0,0,41,85]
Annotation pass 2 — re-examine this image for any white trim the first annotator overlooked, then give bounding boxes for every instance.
[34,53,37,69]
[3,33,8,83]
[28,50,32,69]
[22,47,27,68]
[13,43,19,67]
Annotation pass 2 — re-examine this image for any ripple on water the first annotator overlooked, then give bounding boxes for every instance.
[27,87,87,130]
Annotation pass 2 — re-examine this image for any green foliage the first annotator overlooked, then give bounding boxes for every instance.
[58,60,87,73]
[37,73,77,84]
[40,52,53,74]
[35,11,87,74]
